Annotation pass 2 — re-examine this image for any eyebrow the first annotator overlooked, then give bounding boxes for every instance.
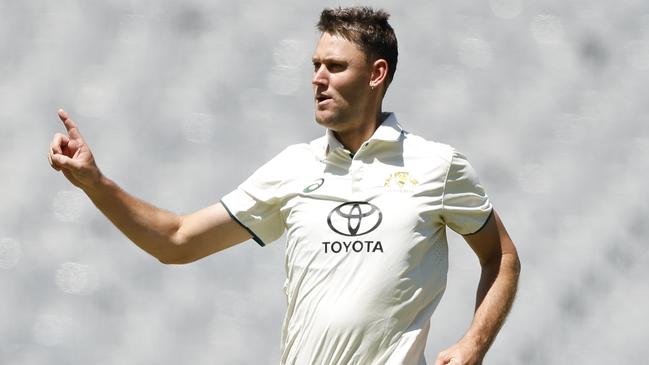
[312,56,349,64]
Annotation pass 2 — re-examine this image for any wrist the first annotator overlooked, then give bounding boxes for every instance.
[458,334,488,359]
[82,172,111,196]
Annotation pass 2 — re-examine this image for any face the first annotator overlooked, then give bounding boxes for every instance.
[311,33,373,131]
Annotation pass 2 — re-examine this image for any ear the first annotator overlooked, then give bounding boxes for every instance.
[369,59,389,90]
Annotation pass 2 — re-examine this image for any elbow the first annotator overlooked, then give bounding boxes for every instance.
[481,250,521,277]
[510,244,521,272]
[156,249,185,265]
[158,252,194,265]
[158,255,184,265]
[506,250,521,279]
[156,233,191,265]
[500,239,521,277]
[158,257,174,265]
[514,253,521,274]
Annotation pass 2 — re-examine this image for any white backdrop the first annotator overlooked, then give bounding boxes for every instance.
[1,0,648,363]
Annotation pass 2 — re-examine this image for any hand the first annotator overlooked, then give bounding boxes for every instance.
[434,340,483,365]
[48,109,102,190]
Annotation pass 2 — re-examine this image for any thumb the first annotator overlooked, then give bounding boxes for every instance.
[434,353,450,365]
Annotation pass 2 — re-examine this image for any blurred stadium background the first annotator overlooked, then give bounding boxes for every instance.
[1,0,648,363]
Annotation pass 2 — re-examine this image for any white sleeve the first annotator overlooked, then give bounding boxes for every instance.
[221,149,292,246]
[441,149,493,235]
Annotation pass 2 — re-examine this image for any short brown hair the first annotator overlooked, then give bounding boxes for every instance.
[317,6,398,88]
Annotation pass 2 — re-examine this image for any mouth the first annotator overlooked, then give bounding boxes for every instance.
[315,94,332,106]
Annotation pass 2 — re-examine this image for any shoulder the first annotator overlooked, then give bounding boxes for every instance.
[247,140,322,184]
[400,131,484,183]
[401,130,456,165]
[264,140,320,165]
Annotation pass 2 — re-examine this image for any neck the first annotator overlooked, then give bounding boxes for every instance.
[334,108,384,153]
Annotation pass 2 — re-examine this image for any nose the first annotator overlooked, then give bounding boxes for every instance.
[312,64,328,87]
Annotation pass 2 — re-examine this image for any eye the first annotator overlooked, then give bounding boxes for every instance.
[313,62,321,72]
[327,63,344,72]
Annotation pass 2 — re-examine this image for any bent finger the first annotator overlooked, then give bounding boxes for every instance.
[50,133,70,154]
[48,151,61,171]
[67,139,81,151]
[51,153,79,170]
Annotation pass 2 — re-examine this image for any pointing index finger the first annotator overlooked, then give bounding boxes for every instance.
[58,109,81,139]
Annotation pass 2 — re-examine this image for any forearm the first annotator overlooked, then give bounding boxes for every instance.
[83,175,182,262]
[461,251,520,358]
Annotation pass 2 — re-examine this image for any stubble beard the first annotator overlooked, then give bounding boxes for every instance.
[314,98,360,132]
[315,108,349,132]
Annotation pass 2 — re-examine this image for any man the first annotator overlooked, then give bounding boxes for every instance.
[48,6,520,365]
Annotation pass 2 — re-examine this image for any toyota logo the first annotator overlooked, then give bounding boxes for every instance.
[327,201,383,236]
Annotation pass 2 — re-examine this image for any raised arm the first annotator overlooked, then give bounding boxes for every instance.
[48,109,250,264]
[435,210,521,365]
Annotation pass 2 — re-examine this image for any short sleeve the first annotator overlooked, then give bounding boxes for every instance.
[221,150,292,247]
[441,149,493,235]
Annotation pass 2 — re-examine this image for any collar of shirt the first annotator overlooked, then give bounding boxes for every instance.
[323,112,404,158]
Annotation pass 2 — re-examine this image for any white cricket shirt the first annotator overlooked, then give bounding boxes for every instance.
[221,113,492,365]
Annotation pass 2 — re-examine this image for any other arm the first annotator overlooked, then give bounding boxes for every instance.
[435,210,521,365]
[48,109,251,264]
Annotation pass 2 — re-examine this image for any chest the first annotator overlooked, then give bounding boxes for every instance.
[280,159,448,261]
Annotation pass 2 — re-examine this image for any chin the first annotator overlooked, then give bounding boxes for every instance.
[314,111,337,128]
